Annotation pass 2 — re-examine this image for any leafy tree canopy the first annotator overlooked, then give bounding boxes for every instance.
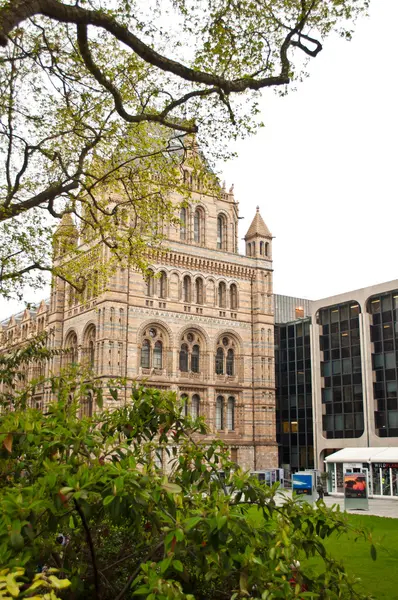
[0,0,369,299]
[0,364,377,599]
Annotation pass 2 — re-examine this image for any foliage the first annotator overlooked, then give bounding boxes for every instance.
[0,566,70,599]
[0,364,377,600]
[0,0,369,298]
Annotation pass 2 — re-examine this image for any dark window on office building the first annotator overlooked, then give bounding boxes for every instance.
[368,290,398,437]
[275,318,314,474]
[318,302,364,439]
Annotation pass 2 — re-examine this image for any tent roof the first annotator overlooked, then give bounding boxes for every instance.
[325,447,398,464]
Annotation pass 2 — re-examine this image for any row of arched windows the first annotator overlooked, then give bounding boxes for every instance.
[140,332,237,377]
[145,271,238,308]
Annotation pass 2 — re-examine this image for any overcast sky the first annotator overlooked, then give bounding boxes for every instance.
[1,0,397,319]
[224,0,398,301]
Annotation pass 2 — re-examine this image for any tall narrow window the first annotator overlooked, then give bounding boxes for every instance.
[179,343,189,372]
[265,242,269,257]
[146,270,154,297]
[247,243,251,257]
[218,282,226,308]
[153,340,163,369]
[159,271,167,299]
[181,393,189,416]
[180,207,187,241]
[141,340,150,368]
[195,278,204,305]
[191,394,200,419]
[183,275,191,303]
[89,340,95,369]
[191,344,200,373]
[194,208,202,243]
[231,222,235,252]
[227,397,235,431]
[217,215,226,249]
[260,241,264,255]
[216,347,224,374]
[216,396,224,429]
[226,348,234,376]
[230,284,238,310]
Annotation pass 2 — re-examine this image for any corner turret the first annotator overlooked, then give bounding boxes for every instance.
[244,206,272,259]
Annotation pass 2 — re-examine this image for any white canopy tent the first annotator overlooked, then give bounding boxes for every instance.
[324,447,398,497]
[325,447,398,464]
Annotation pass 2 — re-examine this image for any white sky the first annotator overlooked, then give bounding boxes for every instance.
[1,0,397,319]
[225,0,398,301]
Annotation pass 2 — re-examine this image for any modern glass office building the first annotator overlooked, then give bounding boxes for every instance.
[276,281,398,486]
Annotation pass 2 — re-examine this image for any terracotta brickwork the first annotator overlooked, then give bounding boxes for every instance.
[0,186,277,470]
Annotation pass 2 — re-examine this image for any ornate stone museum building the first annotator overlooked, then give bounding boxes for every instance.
[0,183,277,471]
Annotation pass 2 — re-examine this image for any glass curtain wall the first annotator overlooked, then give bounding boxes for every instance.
[368,290,398,437]
[318,302,364,439]
[275,319,313,473]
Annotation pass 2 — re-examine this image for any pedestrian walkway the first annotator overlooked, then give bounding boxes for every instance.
[276,490,398,518]
[323,494,398,518]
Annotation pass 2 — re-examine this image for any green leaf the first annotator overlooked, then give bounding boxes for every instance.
[48,575,71,589]
[162,482,182,494]
[184,516,202,531]
[10,531,24,550]
[103,495,115,506]
[173,560,184,573]
[370,544,377,561]
[96,387,103,409]
[109,387,118,401]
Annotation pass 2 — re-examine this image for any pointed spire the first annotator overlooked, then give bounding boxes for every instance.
[245,207,272,240]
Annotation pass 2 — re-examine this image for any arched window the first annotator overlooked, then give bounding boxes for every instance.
[183,275,191,303]
[218,282,226,308]
[217,214,226,250]
[180,207,187,241]
[226,348,234,376]
[231,222,235,252]
[194,208,204,244]
[247,243,251,257]
[216,396,224,430]
[215,336,237,377]
[251,242,255,256]
[153,340,163,369]
[230,284,238,310]
[191,345,200,373]
[260,241,264,255]
[195,277,204,305]
[179,331,202,374]
[179,343,189,372]
[65,331,78,365]
[141,339,150,368]
[146,270,154,297]
[181,393,189,416]
[265,242,269,257]
[215,347,224,374]
[227,397,235,431]
[159,271,167,299]
[191,394,200,419]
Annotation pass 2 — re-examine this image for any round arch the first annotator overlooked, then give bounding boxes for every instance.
[213,329,243,353]
[177,323,211,350]
[136,319,174,347]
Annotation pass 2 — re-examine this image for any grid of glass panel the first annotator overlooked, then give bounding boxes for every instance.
[275,319,314,471]
[319,302,364,439]
[368,290,398,437]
